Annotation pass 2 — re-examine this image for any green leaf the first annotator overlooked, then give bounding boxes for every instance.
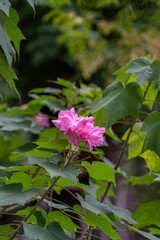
[114,60,132,85]
[77,195,136,224]
[0,0,11,16]
[47,211,79,237]
[126,57,160,85]
[93,108,108,129]
[57,77,74,89]
[0,17,15,66]
[17,206,37,224]
[0,135,22,161]
[122,122,145,159]
[0,50,18,94]
[92,82,143,128]
[54,177,75,195]
[0,183,39,205]
[2,172,32,191]
[127,225,160,240]
[5,8,25,56]
[133,200,160,229]
[26,148,53,158]
[33,211,46,227]
[35,139,68,152]
[42,99,63,112]
[30,87,61,94]
[141,82,158,110]
[84,210,120,240]
[0,225,14,240]
[148,228,160,235]
[82,161,116,184]
[142,111,160,157]
[126,174,157,186]
[23,222,70,240]
[140,150,160,172]
[28,156,78,183]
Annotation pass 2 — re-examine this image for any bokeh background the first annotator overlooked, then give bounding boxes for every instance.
[1,1,160,239]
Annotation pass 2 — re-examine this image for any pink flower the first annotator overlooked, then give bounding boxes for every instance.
[52,108,79,132]
[36,112,50,128]
[52,108,105,151]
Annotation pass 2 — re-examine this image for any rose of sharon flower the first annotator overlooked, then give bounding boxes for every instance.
[52,108,105,151]
[36,111,50,128]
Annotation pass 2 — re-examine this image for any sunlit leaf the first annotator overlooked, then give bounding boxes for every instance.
[133,200,160,229]
[84,210,120,239]
[126,174,156,186]
[82,161,115,184]
[122,122,145,159]
[47,211,79,237]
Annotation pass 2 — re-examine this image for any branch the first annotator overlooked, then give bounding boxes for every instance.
[9,176,60,240]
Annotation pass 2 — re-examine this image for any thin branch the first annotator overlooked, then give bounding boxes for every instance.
[9,176,60,240]
[60,209,85,224]
[31,165,41,178]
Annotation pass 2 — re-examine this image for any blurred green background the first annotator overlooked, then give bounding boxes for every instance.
[3,0,160,104]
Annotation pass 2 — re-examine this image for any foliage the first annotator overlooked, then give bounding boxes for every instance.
[1,1,160,240]
[0,55,160,239]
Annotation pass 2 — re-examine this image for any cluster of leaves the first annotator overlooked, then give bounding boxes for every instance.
[0,0,35,95]
[0,56,160,239]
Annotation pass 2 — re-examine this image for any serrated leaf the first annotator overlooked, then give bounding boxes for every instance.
[0,183,39,205]
[84,210,120,239]
[35,139,68,151]
[47,211,80,237]
[122,122,145,159]
[126,174,156,186]
[127,225,160,240]
[126,57,160,85]
[77,195,136,224]
[141,82,158,110]
[23,222,70,240]
[5,8,25,56]
[133,200,160,229]
[28,156,78,183]
[92,82,143,128]
[142,111,160,157]
[0,17,15,66]
[82,161,115,184]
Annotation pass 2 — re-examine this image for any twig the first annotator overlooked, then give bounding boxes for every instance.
[9,176,60,240]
